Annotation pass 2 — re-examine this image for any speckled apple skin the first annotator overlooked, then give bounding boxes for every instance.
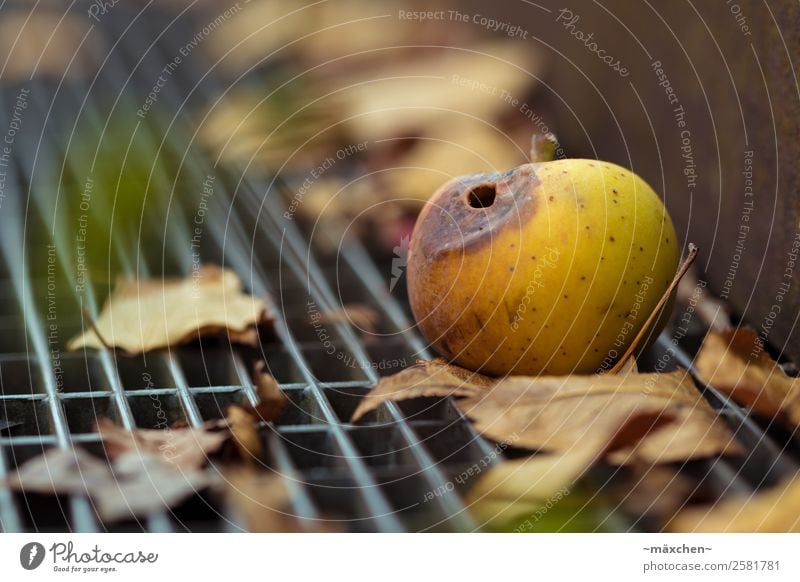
[407,159,679,376]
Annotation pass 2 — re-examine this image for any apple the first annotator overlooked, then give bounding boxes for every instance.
[407,158,679,376]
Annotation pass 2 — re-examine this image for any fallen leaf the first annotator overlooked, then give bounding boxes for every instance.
[336,41,540,142]
[318,304,380,335]
[695,328,800,425]
[68,265,271,354]
[669,474,800,532]
[0,12,98,82]
[456,369,738,464]
[223,468,303,532]
[248,362,288,422]
[96,418,229,471]
[227,405,263,462]
[3,447,216,523]
[350,359,492,423]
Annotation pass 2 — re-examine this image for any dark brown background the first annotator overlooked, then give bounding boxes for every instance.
[465,0,800,360]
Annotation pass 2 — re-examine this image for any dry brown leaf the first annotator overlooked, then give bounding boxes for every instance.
[68,265,271,354]
[318,304,381,334]
[3,447,217,523]
[223,363,287,462]
[227,405,263,463]
[350,359,492,423]
[96,418,228,471]
[224,468,303,532]
[247,362,289,421]
[0,12,99,82]
[336,41,540,142]
[669,474,800,532]
[353,359,736,464]
[224,468,340,532]
[458,370,738,464]
[696,328,800,425]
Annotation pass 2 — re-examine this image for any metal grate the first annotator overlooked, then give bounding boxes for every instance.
[0,3,798,533]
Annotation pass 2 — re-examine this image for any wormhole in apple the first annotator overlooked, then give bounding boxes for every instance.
[466,184,497,209]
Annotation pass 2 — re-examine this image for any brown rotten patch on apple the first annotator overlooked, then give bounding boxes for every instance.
[410,165,540,260]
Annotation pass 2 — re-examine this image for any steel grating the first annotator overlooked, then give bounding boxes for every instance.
[0,2,799,534]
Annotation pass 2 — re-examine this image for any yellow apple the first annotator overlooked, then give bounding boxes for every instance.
[407,159,679,376]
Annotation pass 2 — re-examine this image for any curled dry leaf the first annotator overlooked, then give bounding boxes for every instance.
[68,266,271,354]
[249,362,289,422]
[695,328,800,426]
[353,359,736,464]
[223,468,340,532]
[0,12,99,82]
[224,468,303,532]
[225,363,287,462]
[350,359,492,423]
[669,474,800,532]
[96,418,228,471]
[337,41,540,143]
[459,370,739,465]
[3,447,217,523]
[227,405,264,463]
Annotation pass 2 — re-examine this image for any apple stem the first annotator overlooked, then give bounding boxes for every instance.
[530,132,560,163]
[609,243,699,375]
